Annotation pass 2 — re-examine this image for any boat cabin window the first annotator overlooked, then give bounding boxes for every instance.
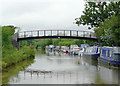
[100,48,113,57]
[98,48,100,53]
[101,50,102,55]
[101,49,106,57]
[110,51,112,57]
[106,51,108,57]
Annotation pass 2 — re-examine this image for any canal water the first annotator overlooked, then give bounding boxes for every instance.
[7,51,119,84]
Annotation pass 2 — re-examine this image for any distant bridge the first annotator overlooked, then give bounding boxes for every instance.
[11,30,98,49]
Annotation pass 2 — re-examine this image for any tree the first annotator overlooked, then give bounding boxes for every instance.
[75,40,84,46]
[75,1,120,29]
[2,26,16,47]
[94,15,120,46]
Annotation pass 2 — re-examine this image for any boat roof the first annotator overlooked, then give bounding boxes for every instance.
[80,44,89,47]
[100,47,120,53]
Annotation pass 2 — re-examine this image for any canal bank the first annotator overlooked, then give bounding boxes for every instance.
[1,26,36,85]
[2,26,35,71]
[2,58,34,85]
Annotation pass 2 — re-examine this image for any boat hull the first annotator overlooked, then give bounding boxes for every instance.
[64,51,68,53]
[83,53,100,61]
[79,50,84,56]
[98,57,120,67]
[82,56,98,66]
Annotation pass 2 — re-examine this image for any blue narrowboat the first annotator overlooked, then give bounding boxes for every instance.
[98,47,120,67]
[83,46,100,61]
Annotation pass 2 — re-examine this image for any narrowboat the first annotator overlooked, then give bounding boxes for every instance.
[72,46,80,55]
[63,47,69,53]
[55,46,60,51]
[48,45,54,51]
[83,46,100,61]
[69,45,79,55]
[79,44,89,56]
[98,47,120,67]
[61,46,69,53]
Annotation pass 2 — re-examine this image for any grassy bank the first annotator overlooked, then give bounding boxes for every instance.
[2,59,34,85]
[1,26,35,71]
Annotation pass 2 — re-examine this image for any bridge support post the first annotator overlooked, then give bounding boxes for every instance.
[64,30,65,36]
[44,30,45,36]
[57,30,59,36]
[51,30,52,36]
[83,31,85,37]
[90,32,92,38]
[77,31,78,37]
[70,30,71,36]
[37,31,39,37]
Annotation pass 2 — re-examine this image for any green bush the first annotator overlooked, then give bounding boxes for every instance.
[1,26,35,70]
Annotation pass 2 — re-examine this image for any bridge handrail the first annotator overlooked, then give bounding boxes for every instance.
[18,30,94,33]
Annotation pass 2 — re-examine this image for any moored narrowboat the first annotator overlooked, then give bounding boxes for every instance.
[98,47,120,67]
[72,47,80,55]
[69,45,79,55]
[83,46,100,61]
[61,46,69,53]
[79,44,89,56]
[48,45,54,51]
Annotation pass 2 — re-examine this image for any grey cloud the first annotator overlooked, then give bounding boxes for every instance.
[2,2,51,18]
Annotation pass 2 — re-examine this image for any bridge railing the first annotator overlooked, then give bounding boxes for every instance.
[18,30,96,39]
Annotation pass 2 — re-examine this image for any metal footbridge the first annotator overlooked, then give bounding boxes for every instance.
[16,30,97,41]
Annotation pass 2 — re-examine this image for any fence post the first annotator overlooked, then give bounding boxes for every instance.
[83,31,85,37]
[24,32,25,37]
[44,30,45,36]
[51,30,52,36]
[90,32,91,38]
[38,31,39,37]
[31,31,32,37]
[64,30,65,36]
[77,31,78,37]
[57,30,59,36]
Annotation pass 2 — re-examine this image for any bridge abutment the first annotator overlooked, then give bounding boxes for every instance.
[11,33,20,50]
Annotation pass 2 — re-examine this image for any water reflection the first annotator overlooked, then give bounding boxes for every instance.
[8,51,119,84]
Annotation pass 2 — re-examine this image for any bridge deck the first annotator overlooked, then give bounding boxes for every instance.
[17,30,97,41]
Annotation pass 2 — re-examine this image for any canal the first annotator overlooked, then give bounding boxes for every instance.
[3,50,119,84]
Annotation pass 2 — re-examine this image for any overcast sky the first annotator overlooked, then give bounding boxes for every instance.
[1,0,91,31]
